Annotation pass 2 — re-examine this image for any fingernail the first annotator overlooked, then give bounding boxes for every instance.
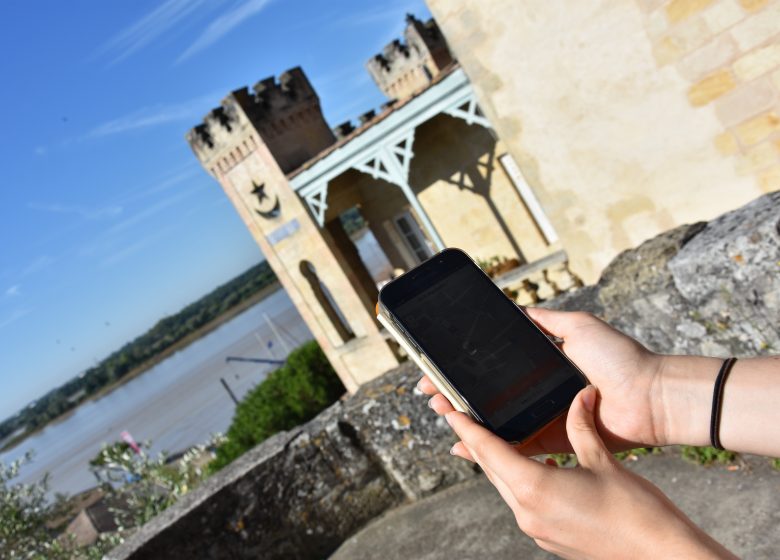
[427,397,434,409]
[416,379,423,391]
[449,445,457,456]
[445,413,455,427]
[582,385,596,413]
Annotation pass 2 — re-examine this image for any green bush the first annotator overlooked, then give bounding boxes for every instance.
[209,341,345,471]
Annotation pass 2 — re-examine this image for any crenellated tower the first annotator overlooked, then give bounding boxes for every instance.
[188,67,335,176]
[366,14,454,101]
[186,67,400,393]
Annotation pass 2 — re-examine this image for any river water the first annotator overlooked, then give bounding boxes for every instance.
[0,288,311,497]
[1,229,392,497]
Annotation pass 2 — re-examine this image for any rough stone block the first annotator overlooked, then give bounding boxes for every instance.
[702,0,744,33]
[734,111,780,145]
[738,0,769,11]
[730,3,780,50]
[546,192,780,357]
[667,16,716,54]
[733,44,780,81]
[107,362,476,560]
[688,69,736,105]
[715,75,777,126]
[107,413,405,560]
[678,33,738,80]
[653,36,685,65]
[667,191,780,354]
[341,363,477,502]
[714,130,740,154]
[666,0,716,23]
[734,140,779,174]
[759,164,780,191]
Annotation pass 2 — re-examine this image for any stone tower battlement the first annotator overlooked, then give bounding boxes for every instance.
[186,66,335,175]
[366,14,454,101]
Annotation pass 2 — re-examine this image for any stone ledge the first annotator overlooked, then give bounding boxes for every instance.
[110,191,780,559]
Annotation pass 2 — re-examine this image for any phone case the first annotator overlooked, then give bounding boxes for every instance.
[377,311,475,419]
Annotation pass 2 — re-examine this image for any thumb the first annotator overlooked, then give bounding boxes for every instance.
[566,386,614,471]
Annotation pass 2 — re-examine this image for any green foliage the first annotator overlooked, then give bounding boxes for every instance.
[770,457,780,470]
[339,207,367,236]
[613,447,658,461]
[0,261,277,446]
[0,453,120,559]
[210,341,345,471]
[680,445,737,465]
[89,437,221,528]
[547,453,577,467]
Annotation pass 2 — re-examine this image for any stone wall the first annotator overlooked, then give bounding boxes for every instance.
[109,192,779,560]
[107,364,476,560]
[426,0,776,282]
[547,190,780,357]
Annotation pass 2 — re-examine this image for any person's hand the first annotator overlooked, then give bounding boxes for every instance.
[419,308,667,455]
[444,387,736,559]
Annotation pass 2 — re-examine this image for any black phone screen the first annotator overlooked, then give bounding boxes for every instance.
[383,249,586,441]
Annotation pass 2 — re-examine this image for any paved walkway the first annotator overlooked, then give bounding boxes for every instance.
[331,451,779,560]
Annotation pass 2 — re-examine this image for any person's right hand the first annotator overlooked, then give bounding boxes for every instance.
[419,308,668,456]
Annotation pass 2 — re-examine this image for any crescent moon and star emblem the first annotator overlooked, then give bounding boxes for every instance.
[251,180,281,219]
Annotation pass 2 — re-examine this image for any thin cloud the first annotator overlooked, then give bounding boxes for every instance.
[5,285,20,298]
[177,0,275,63]
[21,255,56,278]
[28,202,124,221]
[100,225,176,268]
[105,187,200,237]
[0,308,32,330]
[94,0,212,65]
[85,92,220,139]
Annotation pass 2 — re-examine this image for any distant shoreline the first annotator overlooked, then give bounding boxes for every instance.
[1,282,282,453]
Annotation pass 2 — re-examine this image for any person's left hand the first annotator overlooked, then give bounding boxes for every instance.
[444,386,737,559]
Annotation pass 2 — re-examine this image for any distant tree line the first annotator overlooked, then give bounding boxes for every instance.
[0,261,278,445]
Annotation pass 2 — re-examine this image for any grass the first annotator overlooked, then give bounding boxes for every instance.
[679,445,737,465]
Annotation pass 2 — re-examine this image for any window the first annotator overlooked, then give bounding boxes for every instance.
[299,260,354,344]
[393,211,433,264]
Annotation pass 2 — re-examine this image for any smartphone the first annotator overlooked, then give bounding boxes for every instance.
[377,248,588,444]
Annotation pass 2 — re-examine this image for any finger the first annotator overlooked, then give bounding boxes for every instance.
[566,386,614,471]
[445,411,544,485]
[428,393,455,416]
[416,375,440,396]
[479,458,523,515]
[525,307,593,339]
[449,441,474,462]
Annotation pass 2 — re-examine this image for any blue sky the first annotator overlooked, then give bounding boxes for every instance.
[0,0,429,420]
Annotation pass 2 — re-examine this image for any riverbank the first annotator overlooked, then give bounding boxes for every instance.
[1,282,282,454]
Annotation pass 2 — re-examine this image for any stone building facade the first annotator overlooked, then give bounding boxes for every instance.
[187,17,566,391]
[427,0,780,281]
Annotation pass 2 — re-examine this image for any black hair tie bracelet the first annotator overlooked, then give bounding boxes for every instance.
[710,357,737,451]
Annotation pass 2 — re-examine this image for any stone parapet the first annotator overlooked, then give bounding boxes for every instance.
[107,363,475,560]
[547,191,780,358]
[110,192,779,559]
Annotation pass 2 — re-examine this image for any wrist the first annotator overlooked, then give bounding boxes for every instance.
[653,355,722,447]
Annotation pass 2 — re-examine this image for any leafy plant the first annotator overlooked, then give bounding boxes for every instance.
[209,341,345,471]
[547,453,576,467]
[89,436,222,528]
[680,445,737,466]
[0,453,120,559]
